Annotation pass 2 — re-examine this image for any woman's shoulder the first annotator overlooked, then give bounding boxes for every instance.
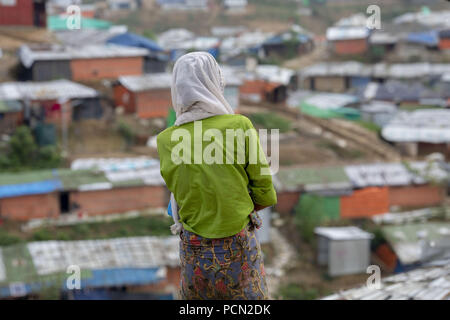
[216,114,253,128]
[156,126,177,146]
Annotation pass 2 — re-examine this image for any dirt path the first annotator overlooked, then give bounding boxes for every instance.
[283,40,329,71]
[265,226,296,299]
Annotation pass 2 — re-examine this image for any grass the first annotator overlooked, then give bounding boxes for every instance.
[248,112,292,133]
[0,215,173,246]
[316,140,364,160]
[398,105,441,112]
[0,229,23,246]
[276,283,320,300]
[353,120,381,134]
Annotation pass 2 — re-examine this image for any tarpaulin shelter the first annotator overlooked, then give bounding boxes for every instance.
[406,31,439,47]
[47,15,112,31]
[297,194,340,223]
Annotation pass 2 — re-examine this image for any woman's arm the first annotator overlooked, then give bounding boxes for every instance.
[253,203,271,212]
[243,117,278,209]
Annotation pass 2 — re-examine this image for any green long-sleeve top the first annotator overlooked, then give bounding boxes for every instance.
[157,114,277,238]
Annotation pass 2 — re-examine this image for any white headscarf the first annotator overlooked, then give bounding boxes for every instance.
[171,52,234,126]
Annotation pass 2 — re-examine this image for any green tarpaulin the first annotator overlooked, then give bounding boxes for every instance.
[47,15,112,31]
[300,102,361,120]
[296,194,341,222]
[166,108,176,128]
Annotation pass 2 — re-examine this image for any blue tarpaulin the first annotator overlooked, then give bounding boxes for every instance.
[406,31,439,47]
[0,267,164,298]
[107,32,164,53]
[79,268,162,289]
[0,179,63,199]
[71,289,174,300]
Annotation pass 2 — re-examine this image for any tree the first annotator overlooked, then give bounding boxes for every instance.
[0,126,62,171]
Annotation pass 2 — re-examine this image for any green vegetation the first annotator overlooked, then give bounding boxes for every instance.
[316,140,364,160]
[0,126,62,172]
[0,215,173,246]
[276,283,319,300]
[117,120,136,149]
[248,112,292,133]
[0,229,23,246]
[398,105,440,112]
[353,120,381,134]
[142,30,157,41]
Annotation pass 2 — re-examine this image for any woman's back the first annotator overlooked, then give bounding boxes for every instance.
[157,114,277,239]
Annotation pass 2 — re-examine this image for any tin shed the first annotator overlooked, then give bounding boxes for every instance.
[315,226,373,276]
[256,207,271,244]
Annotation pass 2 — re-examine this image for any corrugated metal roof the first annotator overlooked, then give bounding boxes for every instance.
[372,207,449,225]
[373,80,435,102]
[221,66,245,86]
[19,44,148,68]
[255,65,294,86]
[27,236,179,275]
[70,157,165,186]
[0,237,176,298]
[300,61,372,77]
[322,261,450,300]
[335,13,368,27]
[0,158,166,198]
[343,161,448,188]
[0,80,98,101]
[157,28,196,50]
[275,166,352,192]
[360,101,397,114]
[382,223,450,265]
[276,161,447,193]
[394,10,450,28]
[326,26,369,41]
[382,109,450,143]
[369,31,399,44]
[71,157,159,171]
[211,26,247,38]
[300,62,450,79]
[118,73,172,92]
[315,226,373,240]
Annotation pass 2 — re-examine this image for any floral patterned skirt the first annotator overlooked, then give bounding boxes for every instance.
[179,220,268,300]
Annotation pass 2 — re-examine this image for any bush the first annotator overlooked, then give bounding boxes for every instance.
[0,126,62,171]
[0,231,22,246]
[117,121,136,148]
[248,113,292,133]
[31,229,55,241]
[353,120,381,134]
[277,283,319,300]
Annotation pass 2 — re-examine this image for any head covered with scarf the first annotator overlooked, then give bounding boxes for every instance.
[171,52,234,126]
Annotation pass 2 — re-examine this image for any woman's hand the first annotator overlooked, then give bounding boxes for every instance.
[253,203,270,212]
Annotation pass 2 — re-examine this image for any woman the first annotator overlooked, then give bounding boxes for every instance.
[157,52,277,300]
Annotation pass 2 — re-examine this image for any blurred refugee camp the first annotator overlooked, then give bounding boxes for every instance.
[0,0,449,300]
